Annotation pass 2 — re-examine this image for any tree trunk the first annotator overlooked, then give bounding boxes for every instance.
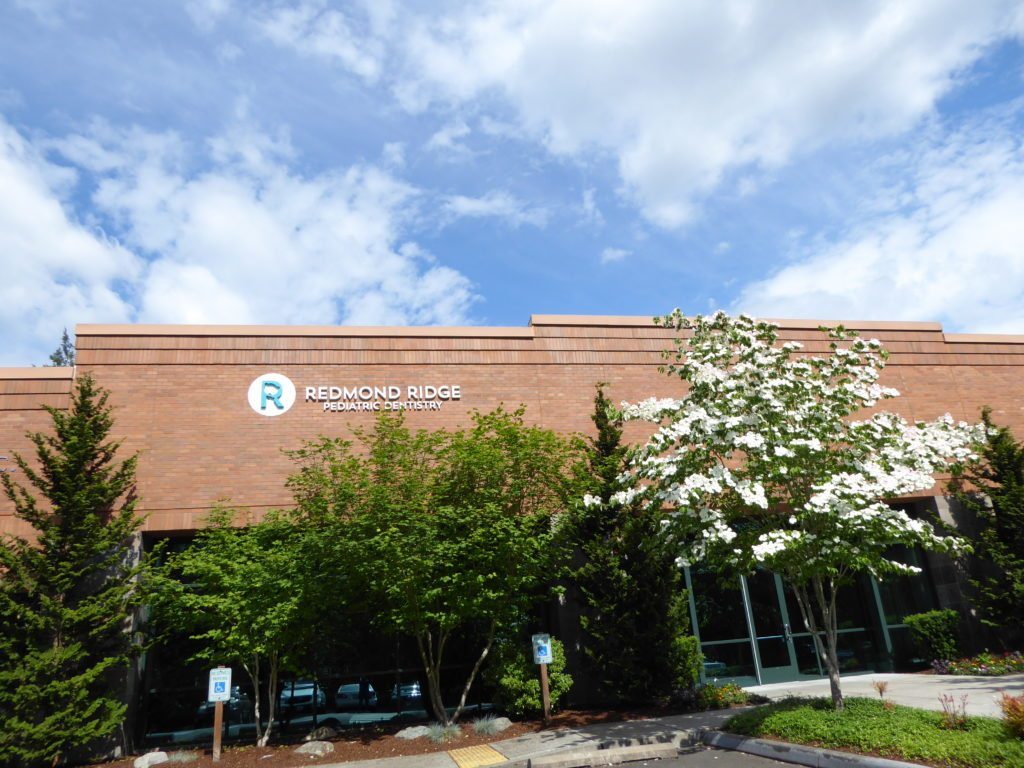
[450,620,497,724]
[258,652,279,747]
[812,576,844,711]
[244,657,264,745]
[417,630,451,724]
[790,581,844,710]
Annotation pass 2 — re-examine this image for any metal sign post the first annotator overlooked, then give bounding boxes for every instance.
[531,634,553,724]
[207,666,232,762]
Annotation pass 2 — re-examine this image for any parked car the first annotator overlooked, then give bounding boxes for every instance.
[335,680,377,709]
[279,681,327,714]
[391,681,423,705]
[195,685,254,724]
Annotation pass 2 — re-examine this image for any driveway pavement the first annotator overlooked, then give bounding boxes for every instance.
[318,709,739,768]
[659,749,789,767]
[746,672,1024,718]
[313,673,1024,767]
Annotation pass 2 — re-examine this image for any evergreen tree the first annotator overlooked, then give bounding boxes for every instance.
[949,408,1024,647]
[0,374,144,767]
[570,384,700,705]
[47,329,75,367]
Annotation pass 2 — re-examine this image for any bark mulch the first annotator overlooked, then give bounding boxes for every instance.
[90,707,685,768]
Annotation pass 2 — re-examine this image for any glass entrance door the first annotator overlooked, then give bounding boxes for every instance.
[744,571,800,683]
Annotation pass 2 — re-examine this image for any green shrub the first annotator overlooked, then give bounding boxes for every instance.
[726,697,1024,767]
[671,634,703,695]
[697,682,749,709]
[426,723,461,743]
[485,636,573,718]
[905,609,960,662]
[471,714,502,735]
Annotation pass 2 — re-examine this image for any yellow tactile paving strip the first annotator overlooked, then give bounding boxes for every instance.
[447,744,507,768]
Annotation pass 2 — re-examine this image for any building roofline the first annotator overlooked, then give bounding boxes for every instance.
[529,314,945,331]
[76,324,535,339]
[77,315,950,337]
[0,367,74,380]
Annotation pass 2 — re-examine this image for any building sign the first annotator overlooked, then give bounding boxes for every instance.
[306,384,461,412]
[247,373,296,416]
[248,375,461,415]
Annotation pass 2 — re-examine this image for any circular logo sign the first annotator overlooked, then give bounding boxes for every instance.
[247,373,296,416]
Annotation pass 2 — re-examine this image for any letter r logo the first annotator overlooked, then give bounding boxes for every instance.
[261,380,284,410]
[248,373,296,416]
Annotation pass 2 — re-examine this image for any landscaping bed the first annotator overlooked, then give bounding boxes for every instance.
[726,697,1024,768]
[87,706,714,768]
[932,651,1024,676]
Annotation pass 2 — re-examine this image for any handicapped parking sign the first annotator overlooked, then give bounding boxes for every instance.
[532,633,553,665]
[208,667,232,703]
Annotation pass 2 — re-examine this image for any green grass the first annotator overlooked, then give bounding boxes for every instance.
[725,697,1024,768]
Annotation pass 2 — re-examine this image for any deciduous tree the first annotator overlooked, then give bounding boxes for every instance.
[289,408,579,724]
[613,312,982,709]
[153,509,311,746]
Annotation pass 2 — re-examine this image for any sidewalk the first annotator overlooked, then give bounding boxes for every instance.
[310,675,1024,768]
[318,709,737,768]
[746,672,1024,718]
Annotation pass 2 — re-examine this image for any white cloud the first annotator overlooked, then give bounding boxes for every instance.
[186,0,232,32]
[425,119,471,156]
[255,0,391,82]
[0,117,138,365]
[599,247,629,264]
[392,0,1024,228]
[442,190,548,228]
[0,115,478,364]
[581,187,603,227]
[13,0,75,26]
[381,141,405,168]
[734,114,1024,332]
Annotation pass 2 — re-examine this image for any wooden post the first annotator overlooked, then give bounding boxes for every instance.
[212,700,224,762]
[539,662,551,725]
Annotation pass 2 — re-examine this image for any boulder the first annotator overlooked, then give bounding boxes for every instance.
[395,725,431,740]
[165,751,199,764]
[133,752,168,768]
[305,726,338,742]
[491,717,513,733]
[295,740,334,757]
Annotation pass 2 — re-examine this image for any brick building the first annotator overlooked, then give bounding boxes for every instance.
[1,315,1018,738]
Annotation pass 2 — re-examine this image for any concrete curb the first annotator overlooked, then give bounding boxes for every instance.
[510,727,925,768]
[702,732,925,768]
[526,741,683,768]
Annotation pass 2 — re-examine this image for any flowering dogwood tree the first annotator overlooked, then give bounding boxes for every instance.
[605,311,983,710]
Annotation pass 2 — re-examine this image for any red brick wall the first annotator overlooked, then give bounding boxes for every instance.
[1,316,1022,537]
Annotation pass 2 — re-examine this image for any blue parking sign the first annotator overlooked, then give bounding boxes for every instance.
[207,667,232,703]
[531,633,553,664]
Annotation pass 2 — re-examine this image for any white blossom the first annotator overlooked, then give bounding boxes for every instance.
[611,311,980,584]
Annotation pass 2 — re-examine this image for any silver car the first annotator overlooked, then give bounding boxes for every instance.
[335,682,377,709]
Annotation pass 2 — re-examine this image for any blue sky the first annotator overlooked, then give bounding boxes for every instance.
[2,0,1024,365]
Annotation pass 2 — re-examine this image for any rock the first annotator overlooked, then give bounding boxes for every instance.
[165,751,199,764]
[491,717,513,733]
[395,725,431,740]
[133,752,169,768]
[295,740,334,757]
[305,725,338,742]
